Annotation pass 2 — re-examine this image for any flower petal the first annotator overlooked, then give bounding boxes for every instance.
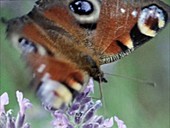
[87,78,94,93]
[103,117,114,128]
[15,112,25,128]
[52,110,69,127]
[6,111,15,128]
[16,91,32,116]
[114,116,127,128]
[0,92,9,105]
[82,123,93,128]
[16,91,23,104]
[0,92,9,114]
[83,108,95,123]
[23,123,31,128]
[75,112,83,124]
[0,112,7,128]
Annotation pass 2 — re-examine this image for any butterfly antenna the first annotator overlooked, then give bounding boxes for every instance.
[104,72,156,87]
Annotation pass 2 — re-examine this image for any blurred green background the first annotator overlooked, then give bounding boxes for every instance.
[0,0,169,128]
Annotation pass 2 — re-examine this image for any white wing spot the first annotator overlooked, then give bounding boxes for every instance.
[131,10,138,17]
[37,64,46,73]
[120,8,126,13]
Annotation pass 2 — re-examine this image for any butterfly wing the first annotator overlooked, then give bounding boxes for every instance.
[4,0,93,108]
[3,0,170,108]
[91,0,170,64]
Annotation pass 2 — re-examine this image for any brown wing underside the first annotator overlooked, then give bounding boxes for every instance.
[19,0,169,66]
[31,0,170,65]
[93,0,170,64]
[34,0,144,63]
[37,0,169,64]
[93,0,139,52]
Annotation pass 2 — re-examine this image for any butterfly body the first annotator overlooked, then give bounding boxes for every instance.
[3,0,170,108]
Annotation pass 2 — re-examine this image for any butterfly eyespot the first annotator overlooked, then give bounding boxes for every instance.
[69,0,101,24]
[18,38,37,53]
[69,0,93,15]
[138,4,168,37]
[37,79,73,108]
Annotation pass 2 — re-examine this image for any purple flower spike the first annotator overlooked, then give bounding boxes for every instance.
[81,97,91,104]
[67,124,74,128]
[114,116,127,128]
[103,117,114,128]
[74,112,83,124]
[93,123,100,128]
[94,100,102,109]
[15,91,32,128]
[15,112,25,128]
[49,78,127,128]
[83,101,102,123]
[0,92,9,114]
[52,110,70,128]
[86,78,94,93]
[68,103,80,114]
[16,91,32,116]
[6,111,15,128]
[82,123,93,128]
[0,112,7,128]
[83,109,94,123]
[0,91,32,128]
[96,116,104,124]
[23,123,31,128]
[75,92,86,102]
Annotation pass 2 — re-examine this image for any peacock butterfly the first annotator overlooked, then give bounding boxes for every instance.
[2,0,170,108]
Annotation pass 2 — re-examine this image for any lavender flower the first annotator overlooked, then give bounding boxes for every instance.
[49,78,127,128]
[0,92,9,115]
[16,91,32,116]
[0,91,32,128]
[0,80,127,128]
[114,116,127,128]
